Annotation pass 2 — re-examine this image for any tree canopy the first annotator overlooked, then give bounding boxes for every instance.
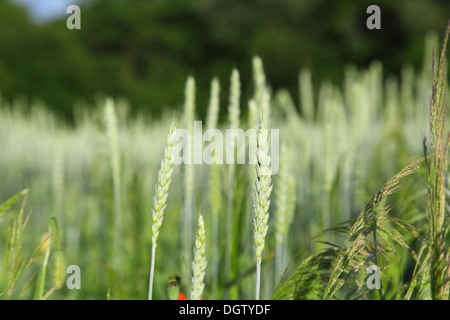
[0,0,449,122]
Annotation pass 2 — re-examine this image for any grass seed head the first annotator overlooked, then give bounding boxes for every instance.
[152,121,177,246]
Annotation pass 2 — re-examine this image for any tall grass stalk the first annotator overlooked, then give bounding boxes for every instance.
[52,142,64,231]
[225,69,240,298]
[405,29,448,300]
[205,77,221,299]
[425,22,449,300]
[206,77,221,132]
[253,121,272,300]
[248,99,259,130]
[252,56,271,126]
[182,77,196,284]
[299,68,314,121]
[274,145,295,282]
[260,89,271,127]
[104,99,122,271]
[148,122,177,300]
[319,83,334,235]
[253,56,266,106]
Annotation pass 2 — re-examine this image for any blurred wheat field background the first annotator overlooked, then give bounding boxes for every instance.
[0,28,449,300]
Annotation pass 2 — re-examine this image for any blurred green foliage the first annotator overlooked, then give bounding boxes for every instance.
[0,0,449,122]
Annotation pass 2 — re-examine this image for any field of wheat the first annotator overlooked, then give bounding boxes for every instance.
[0,24,449,300]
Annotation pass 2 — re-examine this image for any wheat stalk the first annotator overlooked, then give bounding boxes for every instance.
[224,69,241,298]
[274,144,295,281]
[253,120,272,300]
[206,77,220,131]
[182,76,196,285]
[260,89,271,128]
[104,99,122,271]
[148,121,177,300]
[205,77,222,299]
[248,99,259,130]
[299,68,314,121]
[253,56,266,105]
[52,142,64,229]
[228,69,241,130]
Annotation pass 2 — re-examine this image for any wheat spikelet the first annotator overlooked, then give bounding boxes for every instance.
[191,214,207,300]
[151,122,177,246]
[148,121,177,300]
[206,77,220,131]
[253,56,266,105]
[248,99,259,130]
[260,88,271,128]
[228,69,241,129]
[253,120,272,300]
[299,68,314,121]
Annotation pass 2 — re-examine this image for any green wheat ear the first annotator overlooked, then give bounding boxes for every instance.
[148,121,177,300]
[191,214,207,300]
[228,69,241,129]
[252,56,266,105]
[151,121,177,245]
[253,120,272,300]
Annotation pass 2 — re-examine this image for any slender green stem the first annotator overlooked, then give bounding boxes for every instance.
[105,99,121,271]
[255,258,261,300]
[212,207,219,298]
[224,163,234,298]
[148,243,156,300]
[182,77,196,287]
[224,69,240,299]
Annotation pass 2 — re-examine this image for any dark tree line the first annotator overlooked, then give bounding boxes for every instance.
[0,0,448,122]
